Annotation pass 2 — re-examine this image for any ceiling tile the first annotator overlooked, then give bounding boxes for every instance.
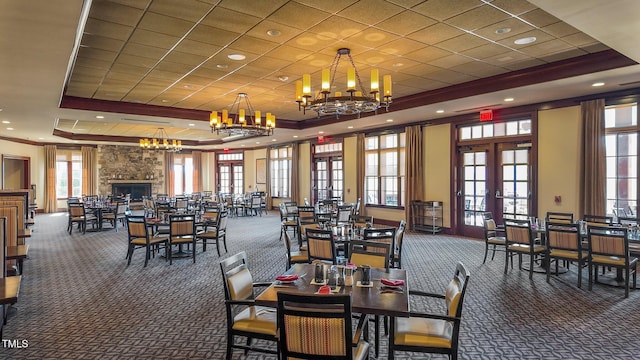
[400,44,452,63]
[201,6,262,34]
[306,15,368,41]
[460,43,512,60]
[84,19,134,42]
[435,33,488,53]
[294,0,357,13]
[406,22,465,45]
[187,25,240,47]
[269,2,330,30]
[338,0,404,25]
[518,39,575,57]
[246,19,302,44]
[428,53,474,69]
[88,1,145,26]
[345,27,401,48]
[138,12,194,37]
[129,28,181,50]
[562,32,600,48]
[473,17,535,42]
[542,22,580,38]
[228,36,280,56]
[218,0,289,18]
[518,8,560,28]
[173,39,222,58]
[375,10,437,36]
[163,51,207,67]
[154,59,197,74]
[148,0,212,22]
[498,29,555,49]
[412,0,483,21]
[115,54,157,69]
[490,0,537,16]
[77,46,118,63]
[447,4,511,31]
[449,61,505,78]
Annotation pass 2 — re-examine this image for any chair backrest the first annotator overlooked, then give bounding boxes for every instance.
[216,211,229,232]
[335,205,353,225]
[363,227,395,253]
[445,262,470,352]
[68,202,86,217]
[277,292,354,359]
[219,251,255,301]
[354,197,361,215]
[617,216,638,227]
[349,214,373,227]
[297,206,316,225]
[250,195,261,207]
[588,225,629,258]
[583,214,613,227]
[126,215,149,241]
[116,202,127,215]
[395,219,406,255]
[545,223,580,251]
[203,206,221,224]
[348,240,390,269]
[169,215,195,239]
[504,218,533,245]
[306,228,336,264]
[546,211,574,224]
[483,218,500,239]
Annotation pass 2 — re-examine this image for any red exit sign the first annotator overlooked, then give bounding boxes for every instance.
[479,109,493,121]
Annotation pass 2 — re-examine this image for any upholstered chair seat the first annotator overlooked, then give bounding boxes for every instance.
[232,306,277,336]
[394,316,453,348]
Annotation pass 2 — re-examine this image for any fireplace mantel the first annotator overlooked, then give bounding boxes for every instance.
[108,179,157,184]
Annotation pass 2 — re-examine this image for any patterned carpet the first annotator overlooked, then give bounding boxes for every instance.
[2,212,640,359]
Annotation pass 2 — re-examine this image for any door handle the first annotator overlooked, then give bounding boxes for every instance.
[495,190,504,199]
[456,190,462,197]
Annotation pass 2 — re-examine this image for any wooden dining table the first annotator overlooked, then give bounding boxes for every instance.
[255,263,410,317]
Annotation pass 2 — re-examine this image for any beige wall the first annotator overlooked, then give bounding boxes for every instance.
[0,140,44,209]
[424,123,452,227]
[343,136,358,204]
[538,106,582,218]
[3,159,24,189]
[298,142,311,205]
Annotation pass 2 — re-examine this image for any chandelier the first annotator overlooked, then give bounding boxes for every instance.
[139,128,182,152]
[295,48,392,118]
[209,93,275,137]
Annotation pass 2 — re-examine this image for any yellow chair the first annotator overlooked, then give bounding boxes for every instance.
[196,210,228,256]
[504,218,546,279]
[392,220,407,268]
[545,211,574,224]
[282,231,309,270]
[219,252,278,359]
[545,223,585,287]
[483,218,506,264]
[587,225,638,297]
[125,215,168,267]
[168,214,196,264]
[277,292,369,360]
[306,228,336,264]
[389,262,470,360]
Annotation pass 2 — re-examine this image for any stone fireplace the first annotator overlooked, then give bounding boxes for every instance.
[111,181,152,201]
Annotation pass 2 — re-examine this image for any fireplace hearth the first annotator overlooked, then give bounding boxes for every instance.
[111,183,151,201]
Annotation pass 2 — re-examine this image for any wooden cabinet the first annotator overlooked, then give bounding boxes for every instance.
[411,200,443,234]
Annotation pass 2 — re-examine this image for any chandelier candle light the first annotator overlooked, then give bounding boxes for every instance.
[296,48,392,118]
[139,127,182,152]
[210,93,275,137]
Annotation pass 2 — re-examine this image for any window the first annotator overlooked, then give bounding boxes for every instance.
[459,119,532,140]
[365,133,405,206]
[270,147,291,198]
[605,103,638,217]
[312,142,343,203]
[56,150,82,199]
[217,152,244,195]
[174,153,194,195]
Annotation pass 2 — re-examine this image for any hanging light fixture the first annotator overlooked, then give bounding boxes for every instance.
[139,127,182,152]
[295,48,392,118]
[210,93,275,137]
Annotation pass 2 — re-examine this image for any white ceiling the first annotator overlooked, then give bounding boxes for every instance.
[0,0,639,150]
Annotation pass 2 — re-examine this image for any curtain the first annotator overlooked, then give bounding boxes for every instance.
[580,98,606,217]
[44,145,57,213]
[266,149,272,210]
[192,151,202,193]
[356,133,366,215]
[81,146,96,195]
[405,125,424,227]
[165,152,175,196]
[290,143,299,204]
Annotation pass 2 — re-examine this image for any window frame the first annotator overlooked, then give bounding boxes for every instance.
[270,146,292,198]
[56,150,82,200]
[364,132,405,209]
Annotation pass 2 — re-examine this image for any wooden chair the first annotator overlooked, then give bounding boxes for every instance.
[196,210,228,256]
[335,205,354,227]
[246,194,262,216]
[587,225,638,297]
[546,211,574,225]
[393,220,407,268]
[545,223,585,287]
[277,292,369,360]
[279,203,298,242]
[168,214,196,264]
[482,218,506,264]
[504,218,546,279]
[389,262,470,360]
[219,252,278,359]
[102,201,127,231]
[282,231,309,270]
[67,202,96,234]
[297,205,316,250]
[363,227,396,268]
[350,214,373,229]
[583,214,613,227]
[125,215,168,267]
[306,228,336,264]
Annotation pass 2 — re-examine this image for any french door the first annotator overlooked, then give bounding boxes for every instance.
[457,143,533,238]
[312,157,343,204]
[218,163,243,195]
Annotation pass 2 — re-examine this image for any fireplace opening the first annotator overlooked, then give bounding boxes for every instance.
[111,183,151,202]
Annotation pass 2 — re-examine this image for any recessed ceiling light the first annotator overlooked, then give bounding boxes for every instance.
[256,141,260,144]
[1,120,10,124]
[272,139,277,142]
[228,54,246,61]
[436,110,444,114]
[386,119,393,122]
[592,82,605,87]
[96,115,104,119]
[188,123,195,127]
[293,135,299,138]
[278,75,289,82]
[38,137,44,140]
[161,99,168,103]
[504,97,514,102]
[267,29,281,37]
[216,64,228,69]
[241,144,246,147]
[392,63,404,67]
[183,85,191,89]
[495,27,511,34]
[319,131,324,134]
[347,125,354,129]
[514,37,536,45]
[6,127,13,130]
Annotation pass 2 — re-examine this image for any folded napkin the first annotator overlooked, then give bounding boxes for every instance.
[317,285,331,294]
[345,263,357,269]
[381,279,405,287]
[275,274,299,282]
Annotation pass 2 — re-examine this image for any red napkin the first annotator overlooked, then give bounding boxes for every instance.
[317,285,331,294]
[276,274,299,282]
[346,263,357,269]
[381,279,405,287]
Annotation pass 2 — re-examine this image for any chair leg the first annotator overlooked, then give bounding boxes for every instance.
[127,245,134,265]
[482,243,489,264]
[144,246,149,267]
[225,333,233,360]
[529,253,534,280]
[504,250,509,274]
[223,234,228,252]
[374,316,380,357]
[588,262,593,290]
[491,244,497,261]
[577,260,582,288]
[216,238,221,257]
[192,241,196,263]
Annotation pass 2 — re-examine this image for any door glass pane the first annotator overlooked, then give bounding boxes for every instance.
[462,151,486,226]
